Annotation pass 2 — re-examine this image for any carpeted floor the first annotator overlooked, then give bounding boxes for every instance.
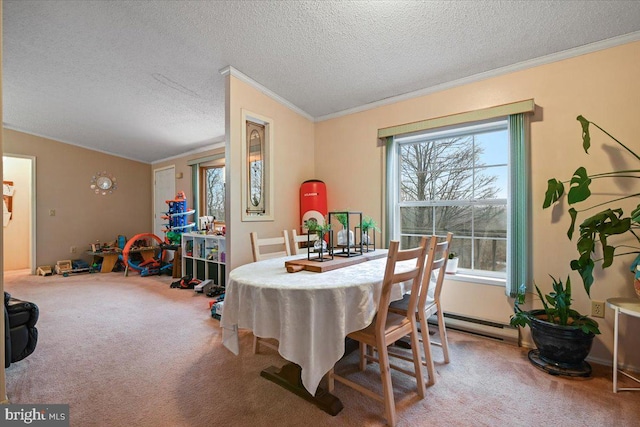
[3,270,640,426]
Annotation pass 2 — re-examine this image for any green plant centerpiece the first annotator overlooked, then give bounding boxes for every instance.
[334,212,348,229]
[510,276,600,376]
[306,219,331,238]
[543,115,640,296]
[360,215,380,248]
[304,219,332,260]
[332,211,356,248]
[360,216,380,234]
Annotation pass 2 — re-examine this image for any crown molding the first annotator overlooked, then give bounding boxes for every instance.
[2,123,149,163]
[152,140,225,165]
[219,66,314,121]
[316,31,640,122]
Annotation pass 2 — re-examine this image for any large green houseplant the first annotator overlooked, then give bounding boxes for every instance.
[543,115,640,296]
[511,276,600,335]
[510,276,600,372]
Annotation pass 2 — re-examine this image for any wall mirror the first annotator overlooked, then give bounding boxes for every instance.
[90,171,117,195]
[241,109,274,221]
[247,122,264,211]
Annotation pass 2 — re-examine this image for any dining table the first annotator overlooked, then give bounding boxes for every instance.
[220,250,416,415]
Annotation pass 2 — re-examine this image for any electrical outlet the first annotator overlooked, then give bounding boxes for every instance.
[70,246,77,254]
[591,300,605,318]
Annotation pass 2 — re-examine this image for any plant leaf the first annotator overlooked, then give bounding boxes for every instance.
[602,245,616,268]
[543,178,564,209]
[577,115,591,153]
[571,258,594,296]
[575,229,594,256]
[567,167,592,204]
[568,208,578,240]
[631,203,640,224]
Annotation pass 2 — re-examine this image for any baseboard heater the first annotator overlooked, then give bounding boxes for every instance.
[430,312,519,344]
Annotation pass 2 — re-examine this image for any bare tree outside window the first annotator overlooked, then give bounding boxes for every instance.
[204,167,225,221]
[398,126,508,274]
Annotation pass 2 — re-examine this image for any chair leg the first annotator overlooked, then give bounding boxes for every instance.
[359,342,367,371]
[253,335,259,354]
[409,321,426,398]
[436,308,450,363]
[377,340,397,427]
[328,367,335,392]
[420,313,436,386]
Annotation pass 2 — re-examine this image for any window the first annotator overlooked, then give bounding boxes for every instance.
[200,166,225,222]
[394,120,508,278]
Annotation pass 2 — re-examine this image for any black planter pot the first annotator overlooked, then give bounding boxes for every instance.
[528,309,595,370]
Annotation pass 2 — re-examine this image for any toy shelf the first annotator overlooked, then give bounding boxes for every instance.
[181,233,226,287]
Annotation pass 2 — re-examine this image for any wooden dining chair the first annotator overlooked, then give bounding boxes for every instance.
[290,229,319,255]
[328,236,431,427]
[250,230,291,354]
[250,230,292,261]
[389,232,453,386]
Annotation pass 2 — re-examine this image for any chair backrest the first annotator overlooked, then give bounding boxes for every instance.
[250,230,292,262]
[290,229,319,255]
[419,232,453,309]
[376,236,432,332]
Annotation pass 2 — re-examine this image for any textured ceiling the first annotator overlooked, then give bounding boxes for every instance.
[4,1,640,163]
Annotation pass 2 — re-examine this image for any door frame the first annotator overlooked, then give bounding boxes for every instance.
[153,165,176,239]
[2,154,36,273]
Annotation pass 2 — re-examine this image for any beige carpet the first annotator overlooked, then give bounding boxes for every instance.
[3,270,640,426]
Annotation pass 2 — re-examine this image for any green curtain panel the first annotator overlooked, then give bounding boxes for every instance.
[191,165,199,221]
[384,136,396,248]
[507,113,529,297]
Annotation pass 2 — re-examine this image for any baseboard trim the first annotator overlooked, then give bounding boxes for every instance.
[437,312,519,344]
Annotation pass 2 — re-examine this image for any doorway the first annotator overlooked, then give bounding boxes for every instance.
[154,166,176,239]
[2,155,35,272]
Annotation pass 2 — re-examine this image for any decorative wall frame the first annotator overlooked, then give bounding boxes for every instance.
[90,171,117,195]
[241,109,274,221]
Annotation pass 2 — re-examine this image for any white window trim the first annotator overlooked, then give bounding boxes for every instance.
[394,119,509,279]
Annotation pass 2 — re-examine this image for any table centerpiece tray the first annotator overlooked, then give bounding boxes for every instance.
[285,250,385,273]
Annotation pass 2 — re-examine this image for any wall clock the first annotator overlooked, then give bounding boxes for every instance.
[90,171,117,195]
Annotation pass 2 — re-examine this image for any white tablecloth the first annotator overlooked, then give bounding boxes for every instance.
[220,251,412,395]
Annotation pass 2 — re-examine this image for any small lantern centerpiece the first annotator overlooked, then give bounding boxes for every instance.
[328,211,363,258]
[357,215,379,252]
[305,219,333,262]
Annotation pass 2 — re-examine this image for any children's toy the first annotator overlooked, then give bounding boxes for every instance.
[210,293,225,319]
[55,259,95,276]
[170,275,201,289]
[74,260,94,275]
[194,279,214,294]
[55,260,72,275]
[162,191,196,243]
[117,235,127,250]
[165,230,181,246]
[36,266,52,276]
[211,300,224,320]
[72,259,91,273]
[122,233,171,276]
[206,287,225,298]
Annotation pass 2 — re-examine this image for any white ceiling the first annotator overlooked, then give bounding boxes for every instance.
[4,1,640,164]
